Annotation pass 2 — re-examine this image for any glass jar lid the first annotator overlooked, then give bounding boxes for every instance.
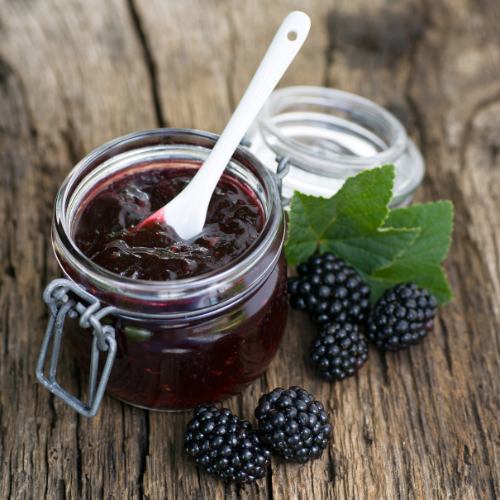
[246,86,424,207]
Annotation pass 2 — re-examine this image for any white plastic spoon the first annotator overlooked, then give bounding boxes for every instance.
[136,11,311,240]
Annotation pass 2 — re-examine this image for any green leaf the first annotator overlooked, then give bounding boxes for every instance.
[285,164,419,271]
[286,165,415,267]
[285,164,454,306]
[305,164,395,236]
[369,201,454,305]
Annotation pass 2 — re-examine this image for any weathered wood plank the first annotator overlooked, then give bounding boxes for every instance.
[0,0,499,498]
[0,1,156,499]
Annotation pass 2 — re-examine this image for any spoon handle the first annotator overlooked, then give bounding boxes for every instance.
[184,11,311,203]
[145,12,311,239]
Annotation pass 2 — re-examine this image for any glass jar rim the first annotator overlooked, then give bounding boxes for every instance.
[52,128,284,318]
[257,86,408,175]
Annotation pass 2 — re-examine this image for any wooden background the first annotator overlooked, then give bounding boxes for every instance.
[1,0,499,498]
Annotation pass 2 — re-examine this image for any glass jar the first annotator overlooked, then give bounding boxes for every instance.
[39,129,287,414]
[246,86,425,207]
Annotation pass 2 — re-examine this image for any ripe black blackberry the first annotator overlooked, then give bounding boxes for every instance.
[255,386,333,464]
[366,283,438,351]
[184,406,272,483]
[310,322,368,381]
[288,252,371,326]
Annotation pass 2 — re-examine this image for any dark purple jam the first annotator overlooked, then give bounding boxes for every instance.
[66,162,287,409]
[73,165,264,280]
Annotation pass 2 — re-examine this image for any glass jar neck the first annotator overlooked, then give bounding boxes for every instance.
[52,129,284,318]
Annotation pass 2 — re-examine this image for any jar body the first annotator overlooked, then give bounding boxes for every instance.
[51,129,287,411]
[65,250,287,409]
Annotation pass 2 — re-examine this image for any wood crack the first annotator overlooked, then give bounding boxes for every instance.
[43,418,50,500]
[469,396,497,499]
[137,410,150,498]
[405,350,432,458]
[377,351,390,388]
[323,10,336,88]
[266,463,273,500]
[403,1,428,154]
[438,315,453,373]
[60,114,81,169]
[3,302,9,359]
[224,1,237,112]
[459,91,500,174]
[75,385,83,497]
[0,55,38,142]
[224,481,231,500]
[126,0,167,128]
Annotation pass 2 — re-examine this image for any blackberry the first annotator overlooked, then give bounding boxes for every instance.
[310,322,368,381]
[288,252,371,325]
[255,387,333,464]
[184,406,272,483]
[366,283,438,351]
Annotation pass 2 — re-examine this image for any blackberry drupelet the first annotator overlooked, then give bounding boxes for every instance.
[255,387,333,464]
[184,406,272,483]
[310,322,369,381]
[366,283,438,351]
[288,252,371,326]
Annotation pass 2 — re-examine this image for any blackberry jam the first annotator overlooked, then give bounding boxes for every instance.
[73,167,265,281]
[50,129,287,411]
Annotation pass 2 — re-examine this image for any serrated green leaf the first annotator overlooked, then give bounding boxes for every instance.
[308,164,395,235]
[285,165,399,265]
[370,201,454,304]
[383,200,453,264]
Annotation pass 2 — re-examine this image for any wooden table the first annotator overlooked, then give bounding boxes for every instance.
[1,0,499,498]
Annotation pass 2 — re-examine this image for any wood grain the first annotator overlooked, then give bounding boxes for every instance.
[0,0,499,498]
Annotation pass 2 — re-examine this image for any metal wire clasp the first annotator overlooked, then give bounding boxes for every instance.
[275,155,291,206]
[36,278,118,418]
